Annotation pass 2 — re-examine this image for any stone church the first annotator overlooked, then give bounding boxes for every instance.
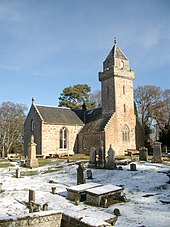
[24,42,143,157]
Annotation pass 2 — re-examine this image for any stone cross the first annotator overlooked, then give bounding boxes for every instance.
[151,142,163,163]
[25,135,39,168]
[139,147,148,161]
[106,145,116,169]
[77,162,86,185]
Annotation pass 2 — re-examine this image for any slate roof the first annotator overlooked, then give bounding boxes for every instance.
[104,44,128,62]
[35,105,84,125]
[73,108,111,133]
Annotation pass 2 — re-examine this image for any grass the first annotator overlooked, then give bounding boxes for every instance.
[0,163,11,168]
[42,165,63,174]
[21,170,38,176]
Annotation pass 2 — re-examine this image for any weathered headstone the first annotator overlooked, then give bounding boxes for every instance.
[98,141,105,168]
[139,147,148,161]
[25,135,39,168]
[42,203,48,211]
[77,162,86,185]
[86,169,93,179]
[0,183,3,192]
[51,187,56,194]
[152,142,163,163]
[130,163,137,171]
[29,189,35,204]
[16,168,21,178]
[89,147,96,167]
[106,145,116,169]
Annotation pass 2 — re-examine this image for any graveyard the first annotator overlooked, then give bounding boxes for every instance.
[0,149,170,227]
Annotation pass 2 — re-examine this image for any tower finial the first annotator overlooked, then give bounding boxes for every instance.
[114,37,117,45]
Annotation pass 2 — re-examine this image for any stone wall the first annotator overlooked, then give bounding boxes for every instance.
[41,124,82,156]
[24,104,83,157]
[0,211,62,227]
[24,104,42,156]
[0,211,114,227]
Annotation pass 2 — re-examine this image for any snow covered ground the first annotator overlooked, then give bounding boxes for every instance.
[0,159,170,226]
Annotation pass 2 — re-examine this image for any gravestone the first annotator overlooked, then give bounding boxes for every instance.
[86,170,93,179]
[29,189,35,204]
[89,147,96,167]
[106,145,116,169]
[139,147,148,161]
[0,183,3,192]
[51,187,56,194]
[152,142,163,163]
[16,168,21,178]
[130,163,137,171]
[77,162,86,185]
[43,203,48,211]
[25,135,39,168]
[98,141,105,168]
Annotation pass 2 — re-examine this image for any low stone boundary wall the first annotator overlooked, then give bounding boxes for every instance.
[0,210,115,227]
[0,211,62,227]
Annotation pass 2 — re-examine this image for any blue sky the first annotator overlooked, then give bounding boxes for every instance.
[0,0,170,109]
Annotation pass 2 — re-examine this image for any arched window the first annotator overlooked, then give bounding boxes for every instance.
[60,127,67,149]
[31,119,34,132]
[122,125,130,142]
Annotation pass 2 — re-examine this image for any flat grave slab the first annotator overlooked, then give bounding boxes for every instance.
[86,184,124,207]
[66,182,102,202]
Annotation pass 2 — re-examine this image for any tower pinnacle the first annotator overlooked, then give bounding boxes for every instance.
[114,37,117,45]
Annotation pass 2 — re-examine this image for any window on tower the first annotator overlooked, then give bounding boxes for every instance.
[120,60,124,69]
[124,104,126,112]
[123,85,125,94]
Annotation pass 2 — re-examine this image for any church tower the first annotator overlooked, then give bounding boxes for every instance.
[99,39,136,154]
[99,39,135,116]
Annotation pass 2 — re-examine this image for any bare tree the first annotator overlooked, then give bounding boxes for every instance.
[89,90,101,107]
[0,102,27,158]
[134,86,166,143]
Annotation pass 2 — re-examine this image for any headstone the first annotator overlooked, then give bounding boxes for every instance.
[29,189,35,204]
[152,142,163,163]
[16,168,21,178]
[42,203,48,211]
[130,163,137,171]
[139,147,148,161]
[86,170,93,179]
[0,183,3,192]
[34,203,41,212]
[25,135,39,168]
[106,145,117,169]
[89,147,96,167]
[98,141,105,168]
[118,166,123,170]
[77,162,86,185]
[113,208,121,216]
[51,187,56,194]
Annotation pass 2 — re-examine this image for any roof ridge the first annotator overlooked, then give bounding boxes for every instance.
[35,104,70,110]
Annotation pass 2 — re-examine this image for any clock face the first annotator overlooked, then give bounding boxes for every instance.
[120,60,124,69]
